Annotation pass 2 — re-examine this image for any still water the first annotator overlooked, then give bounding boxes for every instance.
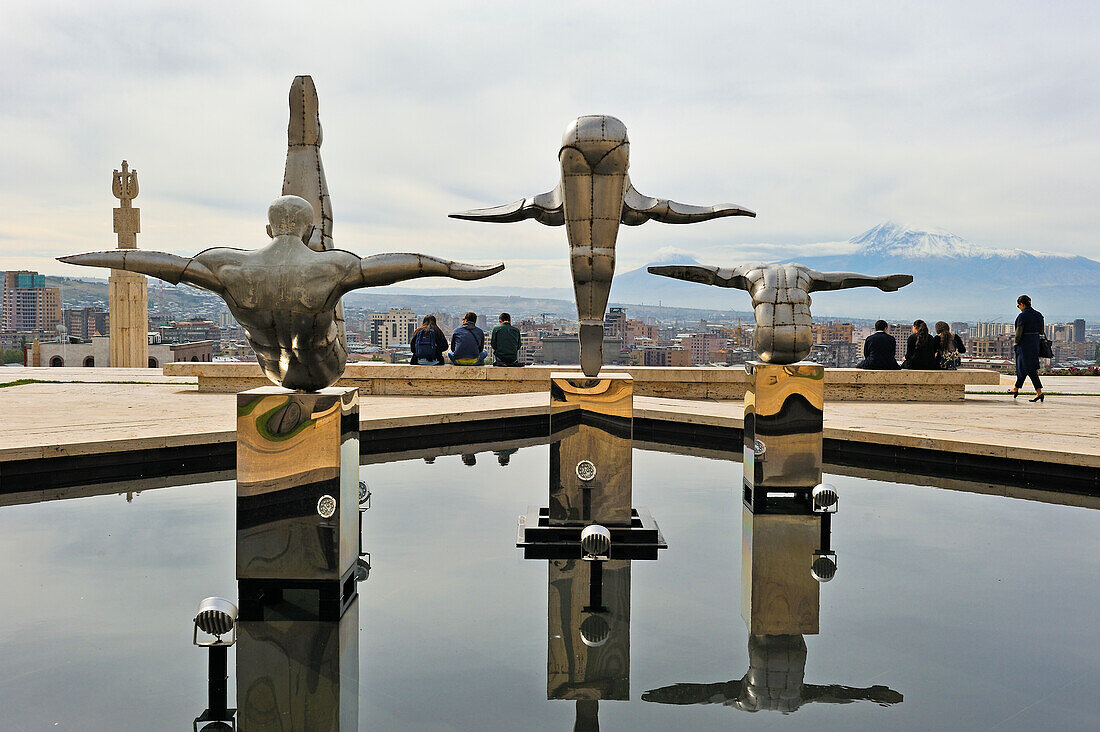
[0,444,1097,730]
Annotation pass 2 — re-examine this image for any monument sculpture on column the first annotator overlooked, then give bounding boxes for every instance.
[647,262,912,508]
[451,114,754,377]
[108,160,149,368]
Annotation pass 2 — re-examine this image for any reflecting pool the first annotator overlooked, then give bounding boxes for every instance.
[0,443,1097,730]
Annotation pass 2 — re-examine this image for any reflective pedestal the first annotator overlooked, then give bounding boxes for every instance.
[237,596,360,731]
[518,373,666,559]
[548,558,631,730]
[742,361,824,511]
[740,506,820,636]
[236,386,360,621]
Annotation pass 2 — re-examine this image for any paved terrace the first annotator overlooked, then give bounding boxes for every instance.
[1,368,1097,482]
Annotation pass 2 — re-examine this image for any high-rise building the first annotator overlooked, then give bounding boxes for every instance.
[681,332,727,364]
[812,322,855,344]
[604,307,627,339]
[368,307,418,347]
[1073,319,1086,343]
[2,271,62,333]
[63,306,109,340]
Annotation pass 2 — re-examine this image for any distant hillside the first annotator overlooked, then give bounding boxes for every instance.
[47,276,225,313]
[610,222,1100,321]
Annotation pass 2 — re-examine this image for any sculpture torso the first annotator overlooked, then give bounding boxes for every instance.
[736,263,815,364]
[195,238,359,390]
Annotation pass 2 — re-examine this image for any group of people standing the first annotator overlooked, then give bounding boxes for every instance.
[409,312,523,368]
[858,295,1046,403]
[857,319,965,371]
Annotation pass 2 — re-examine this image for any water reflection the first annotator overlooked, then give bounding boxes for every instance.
[643,502,902,715]
[236,597,360,731]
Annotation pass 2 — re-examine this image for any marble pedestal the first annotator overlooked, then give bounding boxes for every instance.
[743,362,824,511]
[236,386,359,621]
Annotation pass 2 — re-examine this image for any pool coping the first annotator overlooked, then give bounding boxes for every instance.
[3,400,1097,496]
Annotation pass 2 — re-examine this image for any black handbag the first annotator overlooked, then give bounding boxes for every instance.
[1039,337,1054,359]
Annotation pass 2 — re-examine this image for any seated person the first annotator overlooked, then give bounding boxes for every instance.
[933,320,966,370]
[447,312,488,365]
[410,314,446,365]
[903,319,939,369]
[490,312,523,366]
[857,320,900,369]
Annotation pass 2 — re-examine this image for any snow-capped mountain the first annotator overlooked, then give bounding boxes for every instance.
[609,223,1100,320]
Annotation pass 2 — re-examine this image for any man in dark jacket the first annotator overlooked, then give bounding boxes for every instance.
[448,312,488,365]
[490,312,523,366]
[857,320,900,369]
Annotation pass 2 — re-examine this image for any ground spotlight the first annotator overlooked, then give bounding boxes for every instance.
[811,483,839,513]
[580,524,611,559]
[579,614,611,647]
[811,551,838,583]
[193,597,237,730]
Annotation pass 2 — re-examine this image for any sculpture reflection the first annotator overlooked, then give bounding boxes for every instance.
[643,503,902,715]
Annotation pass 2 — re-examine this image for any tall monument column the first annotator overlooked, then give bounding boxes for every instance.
[108,160,149,368]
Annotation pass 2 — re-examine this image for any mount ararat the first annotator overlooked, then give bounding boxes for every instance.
[609,222,1100,321]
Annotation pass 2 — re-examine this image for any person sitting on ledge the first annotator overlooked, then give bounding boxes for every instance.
[448,312,488,366]
[903,319,939,369]
[934,320,966,370]
[491,312,523,367]
[857,319,900,370]
[410,314,447,365]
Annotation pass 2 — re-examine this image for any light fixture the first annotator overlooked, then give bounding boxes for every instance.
[580,524,611,559]
[811,551,837,582]
[193,597,237,730]
[811,483,838,513]
[576,460,597,482]
[579,614,611,647]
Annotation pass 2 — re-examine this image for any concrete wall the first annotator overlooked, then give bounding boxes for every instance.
[164,362,999,401]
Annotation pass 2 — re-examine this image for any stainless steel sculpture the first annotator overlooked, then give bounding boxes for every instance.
[647,263,912,364]
[59,75,503,391]
[60,196,503,391]
[451,115,754,376]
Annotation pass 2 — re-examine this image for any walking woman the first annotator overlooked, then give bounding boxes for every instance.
[1010,295,1045,402]
[903,319,938,369]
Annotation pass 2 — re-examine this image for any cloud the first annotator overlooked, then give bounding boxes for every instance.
[2,1,1098,282]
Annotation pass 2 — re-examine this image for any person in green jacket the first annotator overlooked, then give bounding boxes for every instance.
[491,313,523,367]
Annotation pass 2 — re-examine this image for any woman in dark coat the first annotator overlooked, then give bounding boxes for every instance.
[1010,294,1045,401]
[933,321,966,369]
[410,315,447,365]
[903,319,938,369]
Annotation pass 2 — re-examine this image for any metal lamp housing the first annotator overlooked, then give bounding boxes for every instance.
[811,483,839,513]
[580,524,611,559]
[811,551,838,583]
[193,596,238,647]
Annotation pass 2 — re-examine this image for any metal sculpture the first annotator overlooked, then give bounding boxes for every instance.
[60,196,502,391]
[451,114,754,376]
[647,263,912,364]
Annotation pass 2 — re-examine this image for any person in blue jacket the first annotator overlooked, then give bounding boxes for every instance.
[410,315,446,365]
[447,312,488,366]
[1010,294,1045,402]
[857,320,900,369]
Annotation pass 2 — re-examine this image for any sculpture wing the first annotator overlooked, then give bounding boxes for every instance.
[647,264,751,291]
[352,253,505,290]
[805,270,914,293]
[802,683,904,706]
[642,680,744,706]
[622,182,755,226]
[449,185,564,226]
[59,250,226,292]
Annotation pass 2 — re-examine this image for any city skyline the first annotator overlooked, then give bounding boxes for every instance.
[2,2,1097,293]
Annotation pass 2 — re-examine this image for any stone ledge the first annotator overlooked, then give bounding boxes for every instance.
[164,362,998,401]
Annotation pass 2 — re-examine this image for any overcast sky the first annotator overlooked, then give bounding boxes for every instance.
[2,0,1097,290]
